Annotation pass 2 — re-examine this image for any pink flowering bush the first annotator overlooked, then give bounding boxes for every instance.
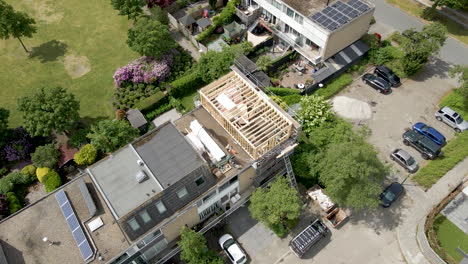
[113,55,173,87]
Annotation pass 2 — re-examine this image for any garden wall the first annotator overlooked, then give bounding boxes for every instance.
[167,12,208,53]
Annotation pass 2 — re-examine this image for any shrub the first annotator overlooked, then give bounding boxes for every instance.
[69,128,90,148]
[43,170,62,193]
[74,144,98,166]
[2,127,34,162]
[6,192,21,214]
[113,55,173,88]
[370,16,376,25]
[315,74,353,99]
[5,172,30,186]
[196,25,216,42]
[169,71,206,98]
[145,103,173,120]
[134,91,168,113]
[0,178,13,194]
[31,144,60,168]
[36,167,50,183]
[267,87,301,96]
[270,96,289,111]
[372,48,393,65]
[169,97,185,113]
[256,55,273,71]
[21,164,36,178]
[0,168,8,177]
[280,94,302,105]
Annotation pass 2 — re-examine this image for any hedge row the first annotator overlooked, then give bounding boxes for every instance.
[314,74,353,99]
[134,91,168,114]
[267,87,301,96]
[169,71,206,98]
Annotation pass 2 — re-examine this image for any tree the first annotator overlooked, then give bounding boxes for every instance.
[87,120,139,153]
[127,17,175,58]
[427,0,467,16]
[297,95,334,136]
[0,0,37,53]
[400,23,447,75]
[249,176,302,237]
[179,227,223,264]
[74,144,97,165]
[256,55,272,71]
[31,144,60,168]
[17,87,80,137]
[110,0,145,21]
[43,170,61,192]
[314,141,388,210]
[150,5,169,25]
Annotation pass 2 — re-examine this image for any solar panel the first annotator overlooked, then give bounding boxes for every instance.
[55,190,94,261]
[348,0,370,12]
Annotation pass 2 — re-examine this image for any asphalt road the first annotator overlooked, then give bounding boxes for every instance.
[369,0,468,66]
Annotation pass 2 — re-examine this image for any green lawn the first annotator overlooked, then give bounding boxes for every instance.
[386,0,468,45]
[433,214,468,263]
[0,0,137,127]
[180,91,198,112]
[440,89,468,118]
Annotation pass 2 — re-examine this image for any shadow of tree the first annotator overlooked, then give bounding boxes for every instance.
[28,40,68,63]
[410,57,453,82]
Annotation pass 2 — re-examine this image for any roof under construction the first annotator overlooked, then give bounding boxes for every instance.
[199,70,298,159]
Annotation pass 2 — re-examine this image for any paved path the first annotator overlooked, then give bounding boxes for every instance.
[397,158,468,264]
[170,30,201,61]
[369,0,468,66]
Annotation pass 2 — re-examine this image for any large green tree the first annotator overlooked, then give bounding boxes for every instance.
[179,227,223,264]
[249,176,302,237]
[110,0,145,21]
[17,87,80,137]
[400,22,447,75]
[31,144,60,168]
[127,17,175,58]
[313,141,388,210]
[297,95,334,136]
[87,120,139,153]
[0,0,37,53]
[429,0,467,13]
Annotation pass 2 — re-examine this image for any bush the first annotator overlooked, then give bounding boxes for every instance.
[196,25,216,43]
[21,165,37,183]
[134,91,168,113]
[280,94,302,105]
[169,71,206,98]
[36,167,50,183]
[43,170,62,193]
[6,192,21,214]
[69,128,90,148]
[267,87,301,96]
[145,103,173,120]
[372,48,393,65]
[31,144,60,168]
[370,16,376,25]
[0,168,8,177]
[5,172,30,186]
[270,96,289,111]
[74,144,98,166]
[315,74,353,99]
[256,55,273,71]
[0,178,13,194]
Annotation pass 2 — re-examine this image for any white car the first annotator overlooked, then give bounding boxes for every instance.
[219,234,247,264]
[435,106,468,132]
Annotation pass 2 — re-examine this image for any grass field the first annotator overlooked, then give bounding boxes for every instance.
[0,0,137,127]
[433,214,468,263]
[386,0,468,45]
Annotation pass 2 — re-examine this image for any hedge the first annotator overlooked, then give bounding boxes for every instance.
[43,170,62,193]
[196,25,216,43]
[280,94,302,105]
[267,87,301,96]
[134,91,168,114]
[314,73,353,99]
[145,103,173,120]
[169,71,206,98]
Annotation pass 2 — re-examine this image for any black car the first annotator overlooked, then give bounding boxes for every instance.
[362,73,391,94]
[380,182,404,207]
[374,66,401,87]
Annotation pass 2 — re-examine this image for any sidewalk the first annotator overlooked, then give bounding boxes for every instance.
[397,158,468,264]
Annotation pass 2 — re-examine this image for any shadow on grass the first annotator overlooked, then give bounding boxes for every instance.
[29,40,68,63]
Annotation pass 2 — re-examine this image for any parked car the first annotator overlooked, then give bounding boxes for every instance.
[362,73,391,94]
[390,149,419,173]
[435,106,468,132]
[374,65,401,87]
[219,234,247,264]
[380,182,404,207]
[402,130,442,160]
[412,122,446,146]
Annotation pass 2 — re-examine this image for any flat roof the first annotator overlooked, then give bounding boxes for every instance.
[0,174,129,264]
[88,145,163,219]
[133,122,206,189]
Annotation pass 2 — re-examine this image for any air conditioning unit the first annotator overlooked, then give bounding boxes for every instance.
[135,171,148,183]
[137,160,144,166]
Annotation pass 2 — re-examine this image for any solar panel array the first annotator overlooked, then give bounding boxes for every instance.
[310,0,370,31]
[55,190,94,261]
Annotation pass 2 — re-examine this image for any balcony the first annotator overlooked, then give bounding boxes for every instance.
[236,5,261,26]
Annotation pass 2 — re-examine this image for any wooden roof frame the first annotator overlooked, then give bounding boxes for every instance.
[199,71,294,159]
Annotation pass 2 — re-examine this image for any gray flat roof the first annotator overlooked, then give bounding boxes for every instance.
[134,122,205,189]
[89,146,163,219]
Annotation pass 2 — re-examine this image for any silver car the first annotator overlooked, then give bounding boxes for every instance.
[435,106,468,132]
[390,149,419,173]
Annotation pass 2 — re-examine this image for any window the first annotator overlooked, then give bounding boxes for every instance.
[177,187,189,199]
[272,0,282,10]
[229,176,238,185]
[294,13,303,24]
[139,210,151,224]
[155,201,167,214]
[219,181,230,192]
[195,176,205,187]
[203,191,217,203]
[286,7,294,18]
[128,218,140,231]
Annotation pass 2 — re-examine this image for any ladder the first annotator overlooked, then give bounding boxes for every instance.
[283,153,298,191]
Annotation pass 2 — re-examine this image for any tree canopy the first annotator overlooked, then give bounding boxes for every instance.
[0,0,37,52]
[297,95,334,136]
[110,0,145,21]
[74,144,98,165]
[87,120,139,153]
[17,87,80,137]
[179,227,223,264]
[249,176,302,237]
[429,0,467,12]
[31,144,60,168]
[127,17,175,58]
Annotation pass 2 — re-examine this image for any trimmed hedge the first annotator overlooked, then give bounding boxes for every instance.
[314,74,353,99]
[169,71,206,98]
[134,91,168,114]
[280,94,302,105]
[267,87,301,96]
[145,103,173,120]
[43,170,62,193]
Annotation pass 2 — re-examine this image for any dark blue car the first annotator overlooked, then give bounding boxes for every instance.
[412,122,446,146]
